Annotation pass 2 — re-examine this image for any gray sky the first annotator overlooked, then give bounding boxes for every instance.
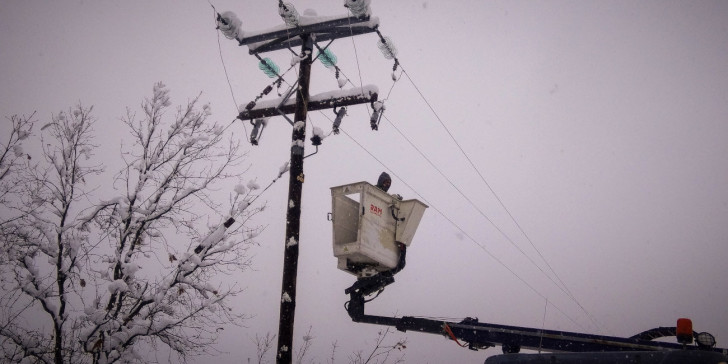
[2,0,728,363]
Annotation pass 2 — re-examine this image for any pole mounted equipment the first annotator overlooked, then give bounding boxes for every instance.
[318,48,338,69]
[259,58,281,78]
[370,100,385,130]
[332,106,347,134]
[344,0,372,18]
[376,35,397,60]
[216,11,243,40]
[278,2,300,27]
[236,9,380,54]
[249,118,268,145]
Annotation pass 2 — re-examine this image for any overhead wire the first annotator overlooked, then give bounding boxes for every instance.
[210,3,239,114]
[337,6,592,327]
[380,113,578,313]
[346,15,366,94]
[360,20,601,331]
[322,116,588,331]
[402,66,566,287]
[397,66,603,332]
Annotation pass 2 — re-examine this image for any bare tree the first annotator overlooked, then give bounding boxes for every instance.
[0,83,263,364]
[295,326,314,364]
[252,332,276,364]
[348,328,407,364]
[252,327,406,364]
[0,105,98,364]
[0,112,35,226]
[328,340,338,364]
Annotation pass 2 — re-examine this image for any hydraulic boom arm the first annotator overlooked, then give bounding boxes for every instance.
[345,273,728,356]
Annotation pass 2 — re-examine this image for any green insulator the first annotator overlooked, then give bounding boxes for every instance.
[258,58,280,78]
[318,48,337,69]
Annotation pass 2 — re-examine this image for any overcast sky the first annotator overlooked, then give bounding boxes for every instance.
[2,1,728,363]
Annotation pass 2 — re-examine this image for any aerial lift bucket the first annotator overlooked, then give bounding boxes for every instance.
[330,181,428,276]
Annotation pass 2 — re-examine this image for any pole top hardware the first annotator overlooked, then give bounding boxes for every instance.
[238,14,380,54]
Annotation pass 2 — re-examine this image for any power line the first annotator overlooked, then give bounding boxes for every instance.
[210,3,239,112]
[397,67,603,331]
[379,107,605,331]
[323,119,589,331]
[341,19,599,329]
[379,110,601,331]
[346,12,366,94]
[326,16,596,329]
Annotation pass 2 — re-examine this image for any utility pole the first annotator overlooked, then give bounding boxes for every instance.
[277,33,312,364]
[225,4,380,363]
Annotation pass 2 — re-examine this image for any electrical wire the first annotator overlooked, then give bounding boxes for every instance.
[380,113,577,311]
[316,13,596,323]
[401,66,563,288]
[373,19,600,328]
[334,123,588,331]
[350,17,592,321]
[366,25,580,310]
[346,10,367,104]
[210,3,239,113]
[315,110,588,330]
[397,66,603,332]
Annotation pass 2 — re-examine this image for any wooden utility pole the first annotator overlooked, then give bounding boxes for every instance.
[277,33,312,364]
[229,8,380,364]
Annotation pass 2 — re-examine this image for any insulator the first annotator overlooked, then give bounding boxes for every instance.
[332,107,347,134]
[311,126,325,146]
[217,11,243,40]
[377,36,398,60]
[276,78,284,96]
[259,58,280,78]
[370,101,385,130]
[370,110,380,130]
[250,118,268,145]
[318,48,338,69]
[391,60,400,81]
[310,135,322,146]
[279,2,299,27]
[245,101,256,111]
[263,85,273,95]
[344,0,371,18]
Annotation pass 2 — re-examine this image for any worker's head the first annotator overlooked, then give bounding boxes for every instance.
[377,172,391,192]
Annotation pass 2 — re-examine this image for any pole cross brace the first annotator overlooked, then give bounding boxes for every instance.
[238,86,378,120]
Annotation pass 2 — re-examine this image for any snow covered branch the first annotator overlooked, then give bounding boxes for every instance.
[0,84,262,363]
[0,113,35,229]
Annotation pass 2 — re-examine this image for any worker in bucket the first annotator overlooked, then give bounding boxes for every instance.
[376,171,406,272]
[376,172,403,200]
[376,172,391,192]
